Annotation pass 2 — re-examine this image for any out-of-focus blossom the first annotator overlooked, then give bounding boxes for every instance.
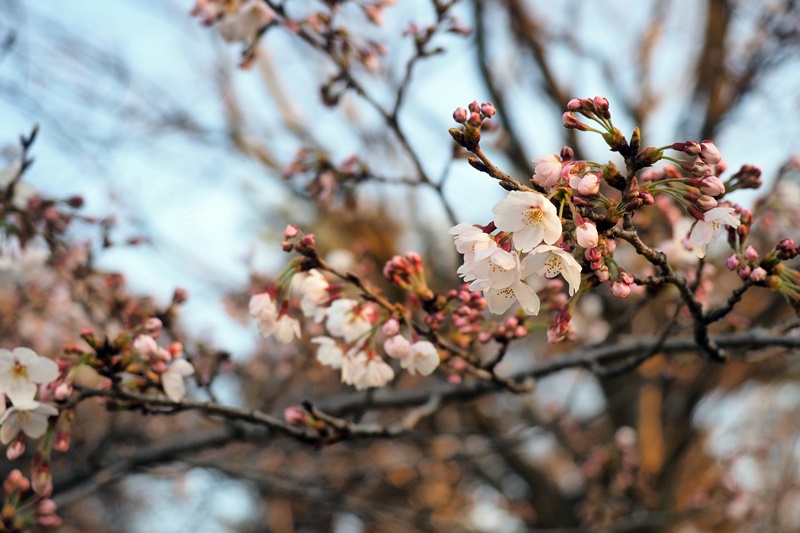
[217,0,275,43]
[400,341,440,376]
[161,359,195,402]
[0,348,59,408]
[312,336,345,369]
[297,270,330,322]
[689,207,740,258]
[326,299,374,342]
[0,403,59,444]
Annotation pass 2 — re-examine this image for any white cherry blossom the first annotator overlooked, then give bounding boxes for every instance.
[400,341,440,376]
[483,280,541,316]
[354,357,395,390]
[217,0,275,43]
[523,245,582,296]
[575,222,599,248]
[689,207,740,258]
[0,348,59,409]
[492,191,562,252]
[384,335,411,360]
[312,336,345,369]
[326,298,374,342]
[249,293,301,343]
[161,359,195,402]
[297,270,330,322]
[467,247,520,291]
[0,402,59,444]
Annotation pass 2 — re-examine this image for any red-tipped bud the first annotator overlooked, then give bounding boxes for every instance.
[480,103,496,118]
[452,107,467,123]
[468,101,481,113]
[467,112,482,128]
[776,239,797,260]
[560,145,574,162]
[562,112,589,131]
[593,96,610,118]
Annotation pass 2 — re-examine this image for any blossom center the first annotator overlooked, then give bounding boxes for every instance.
[523,207,544,227]
[544,255,561,277]
[12,363,28,381]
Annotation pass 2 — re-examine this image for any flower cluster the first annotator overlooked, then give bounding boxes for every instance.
[0,348,60,450]
[249,226,442,390]
[451,190,581,316]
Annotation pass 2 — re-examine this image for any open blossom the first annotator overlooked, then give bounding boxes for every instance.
[532,154,562,186]
[467,247,520,290]
[0,403,59,444]
[297,270,330,322]
[523,245,582,296]
[326,298,374,343]
[0,348,59,408]
[356,357,395,390]
[312,336,345,369]
[483,258,543,316]
[400,341,440,376]
[492,191,562,252]
[249,293,301,343]
[161,359,195,402]
[689,207,741,258]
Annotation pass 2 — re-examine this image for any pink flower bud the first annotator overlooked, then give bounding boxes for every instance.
[619,272,635,285]
[567,98,582,112]
[468,101,481,113]
[477,331,492,343]
[38,499,57,516]
[452,107,467,123]
[699,141,722,165]
[283,224,299,238]
[750,267,767,282]
[467,112,482,127]
[576,222,599,248]
[6,440,25,461]
[725,254,740,270]
[563,112,589,131]
[514,326,527,338]
[744,246,759,261]
[699,175,725,196]
[381,318,400,336]
[593,96,610,118]
[585,247,602,261]
[480,103,496,118]
[696,195,718,211]
[284,406,307,425]
[54,382,73,400]
[610,281,631,298]
[738,266,751,279]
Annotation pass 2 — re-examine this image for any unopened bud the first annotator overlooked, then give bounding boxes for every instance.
[593,96,610,119]
[750,267,767,282]
[744,246,759,261]
[562,112,589,131]
[726,254,740,270]
[696,195,718,211]
[699,140,722,165]
[172,288,189,304]
[467,112,482,128]
[610,281,631,298]
[560,145,574,161]
[776,239,797,260]
[452,107,467,123]
[283,224,299,238]
[480,103,495,118]
[468,101,481,113]
[382,318,400,336]
[700,175,725,196]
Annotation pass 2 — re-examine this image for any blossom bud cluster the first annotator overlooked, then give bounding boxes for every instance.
[1,469,61,528]
[249,261,442,390]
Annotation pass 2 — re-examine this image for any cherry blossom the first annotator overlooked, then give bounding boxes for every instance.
[326,298,374,343]
[688,207,741,258]
[0,348,59,409]
[161,359,195,402]
[400,341,440,376]
[492,191,562,252]
[384,335,411,360]
[297,270,330,322]
[532,154,562,186]
[0,403,59,444]
[249,293,302,343]
[312,336,345,369]
[354,357,395,390]
[569,173,601,196]
[523,245,582,295]
[467,246,520,290]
